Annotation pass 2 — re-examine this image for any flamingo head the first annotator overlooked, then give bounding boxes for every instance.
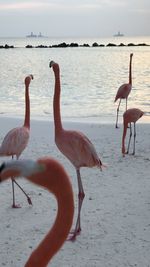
[140,111,144,118]
[49,60,55,68]
[49,61,59,73]
[0,159,45,183]
[0,161,21,182]
[25,74,34,87]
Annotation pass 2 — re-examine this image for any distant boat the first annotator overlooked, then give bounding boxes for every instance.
[113,31,124,37]
[38,32,44,37]
[26,32,37,38]
[26,32,45,38]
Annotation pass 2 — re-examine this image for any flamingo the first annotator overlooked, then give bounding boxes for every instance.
[0,157,74,267]
[122,108,144,156]
[0,75,33,208]
[49,61,103,240]
[114,53,133,128]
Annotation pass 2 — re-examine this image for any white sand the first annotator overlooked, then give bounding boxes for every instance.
[0,116,150,267]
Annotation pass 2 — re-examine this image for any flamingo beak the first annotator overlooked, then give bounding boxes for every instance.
[0,162,20,182]
[0,163,6,182]
[49,61,55,68]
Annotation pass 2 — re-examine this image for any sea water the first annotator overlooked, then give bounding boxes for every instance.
[0,36,150,123]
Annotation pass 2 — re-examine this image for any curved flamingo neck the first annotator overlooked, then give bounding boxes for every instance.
[26,194,73,267]
[0,158,74,267]
[129,55,132,85]
[23,85,30,129]
[53,70,63,134]
[24,159,74,267]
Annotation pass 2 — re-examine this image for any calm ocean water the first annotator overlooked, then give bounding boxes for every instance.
[0,36,150,124]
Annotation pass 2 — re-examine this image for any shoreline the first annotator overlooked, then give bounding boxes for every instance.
[0,113,149,125]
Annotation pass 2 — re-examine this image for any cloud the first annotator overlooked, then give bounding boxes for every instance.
[0,2,44,10]
[0,0,149,37]
[0,1,103,13]
[0,0,123,11]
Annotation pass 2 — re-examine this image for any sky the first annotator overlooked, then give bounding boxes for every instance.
[0,0,149,38]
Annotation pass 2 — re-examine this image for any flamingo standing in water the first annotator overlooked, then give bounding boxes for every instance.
[122,108,144,156]
[49,61,103,240]
[0,157,74,267]
[0,75,33,208]
[114,53,133,128]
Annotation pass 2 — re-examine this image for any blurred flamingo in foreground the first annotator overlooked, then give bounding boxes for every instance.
[122,108,144,156]
[115,53,133,128]
[0,157,74,267]
[49,61,103,240]
[0,75,33,208]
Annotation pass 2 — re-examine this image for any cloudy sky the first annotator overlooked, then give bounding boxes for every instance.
[0,0,149,37]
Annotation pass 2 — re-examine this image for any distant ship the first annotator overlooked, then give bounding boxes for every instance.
[38,32,44,37]
[113,31,124,37]
[26,32,45,38]
[26,32,37,38]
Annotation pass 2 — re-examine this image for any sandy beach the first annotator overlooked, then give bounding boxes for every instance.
[0,116,150,267]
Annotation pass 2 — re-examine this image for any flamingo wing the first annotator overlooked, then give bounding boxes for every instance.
[115,83,131,102]
[0,127,30,157]
[56,130,101,169]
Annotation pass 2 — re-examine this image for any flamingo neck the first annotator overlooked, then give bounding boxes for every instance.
[122,121,128,154]
[53,71,63,134]
[24,160,74,267]
[129,56,132,85]
[23,86,30,129]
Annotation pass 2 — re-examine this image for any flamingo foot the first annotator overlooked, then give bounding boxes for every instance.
[12,203,21,208]
[67,228,81,241]
[70,227,81,235]
[27,197,32,205]
[67,234,76,242]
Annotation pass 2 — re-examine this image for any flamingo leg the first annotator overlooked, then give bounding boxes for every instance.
[11,178,19,208]
[133,122,136,155]
[126,98,128,111]
[126,98,130,128]
[115,99,121,128]
[13,179,32,205]
[126,98,130,129]
[69,169,85,241]
[11,156,32,208]
[127,123,132,154]
[11,155,20,208]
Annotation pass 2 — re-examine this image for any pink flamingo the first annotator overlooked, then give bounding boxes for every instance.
[0,157,74,267]
[122,108,144,156]
[49,61,103,240]
[114,53,133,128]
[0,75,33,208]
